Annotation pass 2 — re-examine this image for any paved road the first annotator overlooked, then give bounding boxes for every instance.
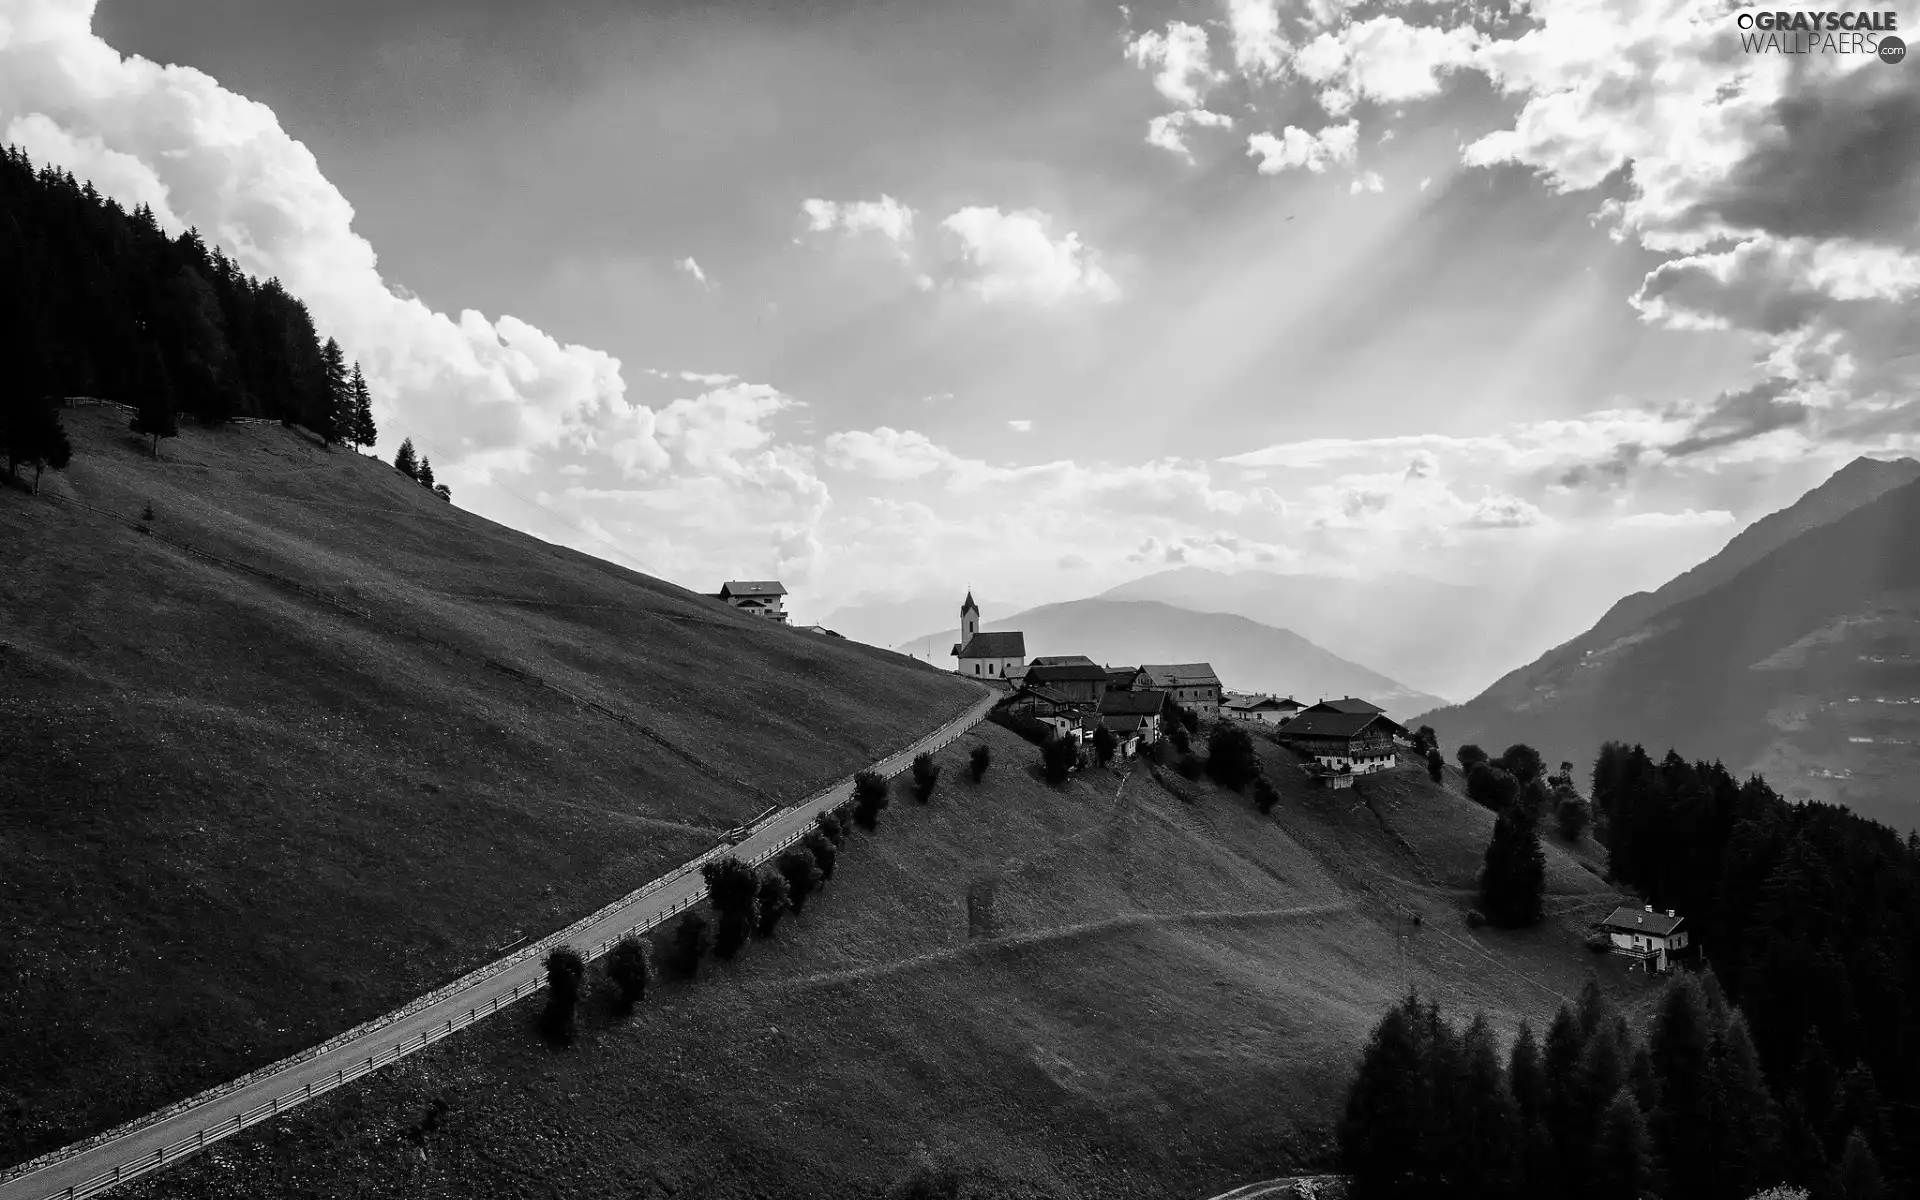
[1,688,997,1200]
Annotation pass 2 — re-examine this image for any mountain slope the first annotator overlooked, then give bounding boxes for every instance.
[118,722,1629,1200]
[1100,568,1514,703]
[900,598,1448,717]
[0,406,979,1166]
[1416,461,1920,831]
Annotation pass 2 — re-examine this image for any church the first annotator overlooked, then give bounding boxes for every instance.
[950,592,1027,680]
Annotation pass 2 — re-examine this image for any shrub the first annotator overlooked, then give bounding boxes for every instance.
[702,856,761,959]
[1496,743,1546,788]
[853,770,891,831]
[756,871,792,937]
[1253,775,1279,814]
[777,847,823,912]
[1179,706,1200,734]
[1457,743,1489,773]
[1467,762,1519,812]
[1175,752,1204,781]
[988,708,1055,746]
[671,911,713,978]
[1586,934,1612,955]
[1041,735,1079,785]
[1092,724,1117,767]
[1411,724,1438,754]
[1556,795,1591,842]
[802,830,839,881]
[1206,723,1261,790]
[1169,722,1191,755]
[604,936,652,1009]
[1466,909,1488,928]
[911,752,941,803]
[969,744,991,782]
[540,945,586,1043]
[815,811,847,848]
[1426,747,1445,783]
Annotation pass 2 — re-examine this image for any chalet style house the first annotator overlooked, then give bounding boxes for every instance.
[1138,664,1224,718]
[1098,688,1167,744]
[1275,709,1408,775]
[1223,694,1302,725]
[1597,906,1689,973]
[1300,696,1386,718]
[951,592,1026,680]
[717,580,789,623]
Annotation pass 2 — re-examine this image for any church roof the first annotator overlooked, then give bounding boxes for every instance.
[961,590,979,614]
[956,631,1025,658]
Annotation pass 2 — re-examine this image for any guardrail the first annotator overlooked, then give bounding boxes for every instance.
[6,688,995,1200]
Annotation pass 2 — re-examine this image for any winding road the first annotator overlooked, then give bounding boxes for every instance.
[0,687,996,1200]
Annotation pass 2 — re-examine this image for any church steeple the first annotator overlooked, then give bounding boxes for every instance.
[960,591,979,642]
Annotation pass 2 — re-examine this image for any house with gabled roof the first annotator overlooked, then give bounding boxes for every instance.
[1025,660,1112,705]
[1224,694,1302,725]
[1098,687,1167,744]
[717,580,789,623]
[1139,663,1223,718]
[1301,696,1386,718]
[950,591,1026,681]
[1596,905,1690,973]
[1276,709,1407,775]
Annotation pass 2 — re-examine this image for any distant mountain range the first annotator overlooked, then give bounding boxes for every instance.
[1100,567,1532,703]
[897,597,1450,718]
[1414,456,1920,833]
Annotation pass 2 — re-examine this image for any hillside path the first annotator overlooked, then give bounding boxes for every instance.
[0,687,997,1200]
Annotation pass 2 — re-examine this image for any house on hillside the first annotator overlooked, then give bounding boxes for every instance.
[1224,695,1302,725]
[797,624,844,638]
[1002,682,1082,722]
[1139,663,1223,718]
[1301,696,1385,718]
[951,592,1027,680]
[717,581,789,623]
[1099,687,1167,745]
[1025,660,1112,705]
[1596,906,1690,973]
[1276,710,1407,775]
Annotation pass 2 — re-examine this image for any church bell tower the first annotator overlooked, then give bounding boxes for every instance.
[960,590,980,644]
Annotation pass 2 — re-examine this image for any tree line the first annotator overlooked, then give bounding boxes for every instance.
[1339,973,1893,1200]
[0,146,385,485]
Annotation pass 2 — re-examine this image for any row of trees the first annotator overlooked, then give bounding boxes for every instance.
[1338,973,1893,1200]
[393,438,451,502]
[1,146,385,489]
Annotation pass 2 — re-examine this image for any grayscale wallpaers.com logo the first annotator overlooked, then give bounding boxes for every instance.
[1735,9,1906,60]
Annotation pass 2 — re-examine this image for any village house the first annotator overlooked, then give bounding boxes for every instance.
[1001,682,1081,723]
[716,580,789,623]
[1597,906,1689,973]
[1137,663,1224,718]
[951,592,1026,681]
[1300,696,1386,718]
[1098,687,1167,745]
[1223,694,1302,725]
[1024,660,1112,705]
[1275,709,1407,775]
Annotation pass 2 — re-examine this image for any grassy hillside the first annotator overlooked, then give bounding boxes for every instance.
[901,598,1449,717]
[118,721,1640,1200]
[0,406,981,1166]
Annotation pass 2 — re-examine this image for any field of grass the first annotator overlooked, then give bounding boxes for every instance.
[0,407,980,1166]
[116,721,1643,1200]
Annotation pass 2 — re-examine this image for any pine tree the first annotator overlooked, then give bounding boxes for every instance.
[1509,1022,1560,1200]
[1338,994,1431,1199]
[129,342,179,458]
[349,363,376,450]
[417,456,436,488]
[3,401,73,493]
[1649,974,1717,1200]
[317,336,348,446]
[394,437,418,479]
[1834,1130,1887,1200]
[1712,1013,1784,1199]
[1479,808,1546,927]
[1591,1091,1656,1200]
[1454,1013,1522,1199]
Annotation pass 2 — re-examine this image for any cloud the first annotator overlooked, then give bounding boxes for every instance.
[1008,419,1034,432]
[1463,494,1546,529]
[1224,0,1290,79]
[1246,121,1360,174]
[799,194,917,244]
[1661,378,1811,458]
[1292,16,1483,109]
[822,427,962,481]
[676,256,712,288]
[1350,170,1384,194]
[939,206,1120,305]
[1611,509,1736,530]
[1145,108,1235,161]
[1125,21,1225,108]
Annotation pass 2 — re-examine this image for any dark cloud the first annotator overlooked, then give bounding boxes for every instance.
[1663,377,1809,457]
[1557,442,1645,489]
[1688,68,1920,246]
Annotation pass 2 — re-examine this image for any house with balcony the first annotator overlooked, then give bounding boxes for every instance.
[1596,906,1689,973]
[717,580,789,623]
[1275,709,1407,775]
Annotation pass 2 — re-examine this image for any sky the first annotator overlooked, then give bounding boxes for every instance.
[4,0,1918,678]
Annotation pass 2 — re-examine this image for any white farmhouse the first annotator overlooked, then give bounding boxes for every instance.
[1598,905,1689,973]
[717,580,789,623]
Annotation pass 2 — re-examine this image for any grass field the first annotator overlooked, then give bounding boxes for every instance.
[115,720,1643,1200]
[0,407,980,1167]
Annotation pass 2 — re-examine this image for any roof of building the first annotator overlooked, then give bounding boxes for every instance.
[1107,667,1140,686]
[1100,688,1167,715]
[962,590,979,615]
[1007,682,1079,708]
[1140,663,1222,688]
[1225,694,1300,712]
[956,630,1027,658]
[1026,661,1111,683]
[1276,710,1407,740]
[798,625,843,637]
[720,580,787,597]
[1599,906,1686,936]
[1031,655,1098,667]
[1101,713,1151,734]
[1303,696,1384,716]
